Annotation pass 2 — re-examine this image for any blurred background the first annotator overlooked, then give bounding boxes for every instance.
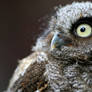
[0,0,91,91]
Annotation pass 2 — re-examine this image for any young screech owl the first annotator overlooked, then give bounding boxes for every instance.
[6,2,92,92]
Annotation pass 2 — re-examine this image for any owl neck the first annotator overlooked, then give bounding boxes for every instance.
[46,54,92,92]
[48,53,92,66]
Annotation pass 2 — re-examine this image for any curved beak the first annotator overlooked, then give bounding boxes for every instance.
[51,32,72,50]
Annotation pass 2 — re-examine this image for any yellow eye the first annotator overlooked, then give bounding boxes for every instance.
[76,24,92,38]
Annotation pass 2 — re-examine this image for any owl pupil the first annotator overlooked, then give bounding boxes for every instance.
[80,27,85,32]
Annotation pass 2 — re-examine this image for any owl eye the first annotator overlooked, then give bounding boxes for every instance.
[76,24,92,38]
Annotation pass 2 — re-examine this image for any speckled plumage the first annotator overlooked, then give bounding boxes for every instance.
[6,2,92,92]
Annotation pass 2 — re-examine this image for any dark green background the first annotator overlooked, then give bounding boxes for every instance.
[0,0,91,91]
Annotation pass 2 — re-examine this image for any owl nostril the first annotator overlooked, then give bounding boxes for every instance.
[57,34,62,38]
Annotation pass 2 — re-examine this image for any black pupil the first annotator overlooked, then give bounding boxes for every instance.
[80,27,86,32]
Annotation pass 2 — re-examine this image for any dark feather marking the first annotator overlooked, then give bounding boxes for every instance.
[12,61,48,92]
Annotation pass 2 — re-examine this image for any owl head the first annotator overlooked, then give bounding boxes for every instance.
[33,2,92,63]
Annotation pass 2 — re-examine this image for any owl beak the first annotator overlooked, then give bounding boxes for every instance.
[51,32,72,50]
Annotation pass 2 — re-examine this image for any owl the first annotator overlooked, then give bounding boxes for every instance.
[6,2,92,92]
